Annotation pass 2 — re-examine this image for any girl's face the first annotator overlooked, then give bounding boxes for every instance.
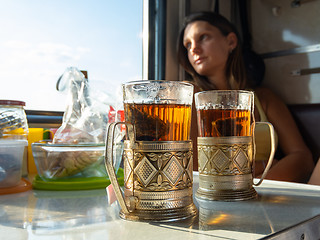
[183,21,236,78]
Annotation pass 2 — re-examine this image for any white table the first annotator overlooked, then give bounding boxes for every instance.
[1,172,320,240]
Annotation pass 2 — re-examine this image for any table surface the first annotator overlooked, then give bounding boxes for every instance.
[1,172,320,240]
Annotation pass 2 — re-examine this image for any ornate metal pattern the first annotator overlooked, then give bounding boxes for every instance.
[121,140,196,218]
[123,149,134,190]
[122,141,193,192]
[198,136,252,175]
[135,156,158,187]
[136,197,192,210]
[196,136,257,201]
[134,188,192,200]
[163,156,184,185]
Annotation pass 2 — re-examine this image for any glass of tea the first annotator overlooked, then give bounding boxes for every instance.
[195,90,275,201]
[105,80,197,221]
[196,90,253,137]
[123,80,193,141]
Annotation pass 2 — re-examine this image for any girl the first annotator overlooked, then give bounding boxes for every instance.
[177,11,314,182]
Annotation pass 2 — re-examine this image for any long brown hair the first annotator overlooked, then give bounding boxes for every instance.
[177,11,248,91]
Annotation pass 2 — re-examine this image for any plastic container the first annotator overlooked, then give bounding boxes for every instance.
[32,141,116,179]
[32,140,123,190]
[0,100,28,139]
[0,139,28,188]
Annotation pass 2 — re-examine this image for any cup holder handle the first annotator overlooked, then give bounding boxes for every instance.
[253,122,276,186]
[105,122,134,214]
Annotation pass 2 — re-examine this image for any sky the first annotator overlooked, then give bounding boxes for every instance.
[0,0,143,111]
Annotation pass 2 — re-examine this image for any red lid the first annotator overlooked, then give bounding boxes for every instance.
[0,100,26,106]
[0,178,32,195]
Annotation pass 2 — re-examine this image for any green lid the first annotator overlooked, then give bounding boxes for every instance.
[32,168,124,191]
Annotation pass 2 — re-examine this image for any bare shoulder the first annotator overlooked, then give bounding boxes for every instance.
[254,86,298,138]
[255,87,280,102]
[254,87,286,112]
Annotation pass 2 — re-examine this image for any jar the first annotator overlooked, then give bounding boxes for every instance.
[0,100,29,188]
[0,100,29,139]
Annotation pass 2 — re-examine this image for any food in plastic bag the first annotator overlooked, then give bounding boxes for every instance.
[45,147,104,178]
[43,67,120,178]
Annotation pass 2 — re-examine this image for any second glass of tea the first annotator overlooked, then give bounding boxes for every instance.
[195,90,275,201]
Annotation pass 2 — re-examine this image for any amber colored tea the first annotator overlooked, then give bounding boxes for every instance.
[197,108,251,137]
[124,103,192,141]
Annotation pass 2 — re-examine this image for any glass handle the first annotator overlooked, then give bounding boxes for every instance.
[105,122,134,214]
[253,122,276,186]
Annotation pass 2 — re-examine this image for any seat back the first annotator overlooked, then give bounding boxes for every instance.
[289,104,320,164]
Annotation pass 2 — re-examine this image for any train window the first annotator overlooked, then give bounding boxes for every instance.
[0,1,143,112]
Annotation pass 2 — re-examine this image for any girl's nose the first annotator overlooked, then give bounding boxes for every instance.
[190,41,201,54]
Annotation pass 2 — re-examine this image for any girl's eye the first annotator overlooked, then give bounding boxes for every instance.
[184,42,191,50]
[199,34,208,41]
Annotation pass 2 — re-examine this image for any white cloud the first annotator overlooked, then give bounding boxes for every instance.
[4,40,31,49]
[0,41,92,110]
[2,40,91,64]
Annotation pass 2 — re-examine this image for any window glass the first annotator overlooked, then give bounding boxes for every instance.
[0,1,143,111]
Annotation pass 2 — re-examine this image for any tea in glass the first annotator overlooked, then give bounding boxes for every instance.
[197,108,251,137]
[124,103,191,141]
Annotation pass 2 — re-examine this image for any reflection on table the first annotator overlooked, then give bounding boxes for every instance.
[0,173,320,240]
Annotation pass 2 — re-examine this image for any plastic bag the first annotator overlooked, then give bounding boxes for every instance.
[53,67,113,144]
[44,67,123,179]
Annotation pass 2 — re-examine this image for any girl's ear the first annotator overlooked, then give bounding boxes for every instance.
[227,32,238,51]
